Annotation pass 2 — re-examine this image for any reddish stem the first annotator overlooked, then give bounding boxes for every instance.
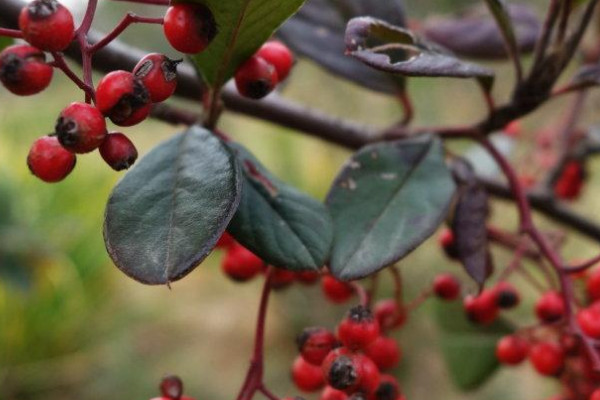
[109,0,169,4]
[565,253,600,273]
[89,14,164,53]
[50,52,95,100]
[350,282,369,307]
[406,287,433,313]
[0,27,22,38]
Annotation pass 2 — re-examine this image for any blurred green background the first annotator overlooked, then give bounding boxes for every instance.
[2,1,600,400]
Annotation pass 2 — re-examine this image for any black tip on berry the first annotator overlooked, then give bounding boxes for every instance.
[0,54,23,84]
[328,356,357,390]
[497,290,519,309]
[348,305,374,322]
[27,0,59,19]
[375,382,399,400]
[160,375,183,400]
[196,3,218,43]
[244,79,274,99]
[108,79,150,124]
[296,327,318,351]
[55,116,78,147]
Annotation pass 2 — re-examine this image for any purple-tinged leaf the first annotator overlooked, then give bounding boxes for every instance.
[422,4,540,60]
[345,17,495,91]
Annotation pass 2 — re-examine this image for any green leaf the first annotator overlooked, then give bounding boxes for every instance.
[0,37,13,52]
[188,0,306,87]
[435,301,513,390]
[326,136,456,281]
[104,126,242,285]
[227,142,332,271]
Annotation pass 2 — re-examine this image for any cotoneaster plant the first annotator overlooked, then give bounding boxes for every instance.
[3,0,600,399]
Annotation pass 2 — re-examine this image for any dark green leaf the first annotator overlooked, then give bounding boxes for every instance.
[345,17,495,91]
[104,126,242,285]
[326,136,456,280]
[435,300,513,390]
[227,142,333,270]
[189,0,306,87]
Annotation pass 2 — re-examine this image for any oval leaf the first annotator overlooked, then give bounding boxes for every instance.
[326,137,456,280]
[227,143,333,270]
[278,0,406,94]
[189,0,306,88]
[104,126,242,285]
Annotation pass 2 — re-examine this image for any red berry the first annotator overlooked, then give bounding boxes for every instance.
[295,270,321,285]
[577,303,600,339]
[27,135,76,183]
[19,0,74,52]
[493,281,520,309]
[96,70,152,127]
[216,232,235,248]
[0,44,53,96]
[590,389,600,400]
[364,336,401,371]
[163,3,217,54]
[221,243,264,282]
[337,306,380,350]
[159,375,183,400]
[99,132,138,171]
[463,290,499,325]
[256,41,294,81]
[322,349,380,394]
[586,268,600,301]
[320,386,348,400]
[554,161,585,201]
[433,273,460,300]
[495,335,528,365]
[297,327,338,366]
[503,120,521,138]
[322,275,354,303]
[55,102,107,153]
[438,228,458,258]
[133,53,180,102]
[529,342,564,376]
[373,374,401,400]
[235,55,278,99]
[373,300,407,331]
[535,291,566,323]
[270,267,296,290]
[292,355,326,392]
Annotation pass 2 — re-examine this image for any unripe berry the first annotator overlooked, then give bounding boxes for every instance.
[529,342,564,376]
[99,132,138,171]
[221,243,264,282]
[337,306,380,350]
[0,44,53,96]
[373,299,407,331]
[586,268,600,301]
[495,335,528,365]
[163,3,217,54]
[292,355,326,392]
[19,0,74,52]
[320,386,348,400]
[364,336,401,371]
[463,290,499,325]
[256,41,294,81]
[373,375,401,400]
[235,55,278,99]
[27,135,76,182]
[55,102,107,153]
[577,302,600,339]
[535,291,566,323]
[432,273,460,300]
[133,53,181,102]
[96,70,152,127]
[297,327,338,366]
[493,281,520,309]
[322,275,354,303]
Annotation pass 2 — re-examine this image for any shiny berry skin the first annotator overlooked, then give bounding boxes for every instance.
[322,275,354,303]
[493,281,520,309]
[529,342,565,376]
[0,45,53,96]
[495,335,528,365]
[216,232,235,248]
[373,375,401,400]
[322,349,380,394]
[55,102,107,153]
[221,243,264,282]
[320,386,348,400]
[373,300,407,331]
[535,291,566,323]
[27,135,76,183]
[590,389,600,400]
[577,302,600,339]
[586,268,600,301]
[270,268,296,290]
[463,290,499,325]
[96,70,152,127]
[256,41,294,81]
[133,53,180,102]
[99,132,138,171]
[235,55,278,99]
[364,336,401,371]
[297,327,338,366]
[19,0,74,52]
[337,306,380,350]
[433,273,460,300]
[163,3,217,54]
[292,355,326,392]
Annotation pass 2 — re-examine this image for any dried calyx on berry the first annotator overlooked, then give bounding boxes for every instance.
[493,281,520,309]
[0,45,53,96]
[337,305,380,350]
[163,3,218,54]
[328,354,359,390]
[19,0,74,52]
[96,70,152,127]
[296,326,338,366]
[99,132,138,171]
[55,102,107,153]
[234,55,278,99]
[134,54,182,103]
